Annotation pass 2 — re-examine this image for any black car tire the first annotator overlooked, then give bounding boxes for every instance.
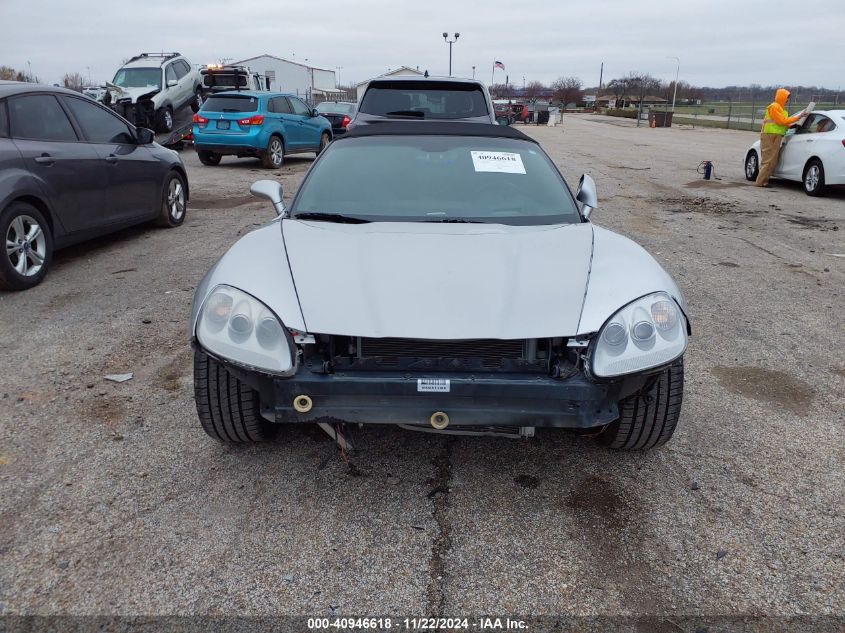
[316,132,331,156]
[0,201,53,291]
[596,357,684,450]
[157,171,187,227]
[156,106,174,133]
[190,89,203,113]
[194,349,280,443]
[744,150,759,181]
[197,150,222,166]
[261,135,284,169]
[803,159,826,197]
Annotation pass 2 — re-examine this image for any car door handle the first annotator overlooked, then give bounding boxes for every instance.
[34,154,55,165]
[105,155,120,164]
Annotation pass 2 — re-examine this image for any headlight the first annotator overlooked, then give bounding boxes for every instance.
[591,292,686,378]
[196,285,294,374]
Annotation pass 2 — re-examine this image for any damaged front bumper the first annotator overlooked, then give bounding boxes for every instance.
[110,98,156,128]
[206,348,650,430]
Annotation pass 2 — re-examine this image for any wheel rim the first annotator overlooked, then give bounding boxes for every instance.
[805,165,819,191]
[746,154,757,178]
[166,178,185,220]
[164,110,172,129]
[6,214,47,277]
[196,92,203,108]
[270,139,283,166]
[320,134,329,150]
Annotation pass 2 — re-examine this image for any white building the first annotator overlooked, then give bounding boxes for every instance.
[355,66,425,101]
[233,54,336,100]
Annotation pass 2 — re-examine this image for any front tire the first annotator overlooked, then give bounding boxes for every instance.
[157,171,187,227]
[744,150,759,181]
[597,358,684,450]
[0,202,53,291]
[194,349,279,443]
[197,150,221,166]
[803,159,826,197]
[261,135,284,169]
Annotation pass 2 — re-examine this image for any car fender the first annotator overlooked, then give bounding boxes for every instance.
[190,221,306,337]
[0,165,67,236]
[577,226,690,336]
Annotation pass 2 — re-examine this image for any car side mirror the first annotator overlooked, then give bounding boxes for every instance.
[167,79,177,88]
[135,127,154,145]
[250,180,285,216]
[311,109,319,117]
[575,174,598,219]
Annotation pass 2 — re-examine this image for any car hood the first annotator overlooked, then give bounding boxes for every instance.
[282,220,594,339]
[105,82,160,103]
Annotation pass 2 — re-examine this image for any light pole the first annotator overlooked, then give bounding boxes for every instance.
[86,66,91,85]
[27,60,32,82]
[667,56,680,112]
[335,66,343,87]
[442,32,459,76]
[472,65,475,79]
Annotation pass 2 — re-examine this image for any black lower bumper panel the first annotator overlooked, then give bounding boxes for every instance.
[269,371,623,429]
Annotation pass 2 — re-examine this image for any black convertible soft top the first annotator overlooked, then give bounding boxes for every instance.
[340,121,536,142]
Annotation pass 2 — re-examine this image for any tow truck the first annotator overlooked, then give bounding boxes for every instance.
[199,64,270,97]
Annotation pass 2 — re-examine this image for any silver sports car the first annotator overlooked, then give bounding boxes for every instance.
[190,122,690,450]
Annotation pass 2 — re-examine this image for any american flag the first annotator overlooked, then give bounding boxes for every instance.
[494,61,505,70]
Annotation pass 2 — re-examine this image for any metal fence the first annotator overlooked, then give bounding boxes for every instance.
[650,102,845,132]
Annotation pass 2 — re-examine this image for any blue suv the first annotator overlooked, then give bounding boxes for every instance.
[192,91,332,168]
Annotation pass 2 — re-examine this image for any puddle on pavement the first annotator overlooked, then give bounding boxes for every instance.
[711,366,815,415]
[785,215,839,231]
[684,180,745,190]
[189,195,255,210]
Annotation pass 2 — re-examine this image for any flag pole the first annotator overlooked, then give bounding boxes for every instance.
[491,61,495,89]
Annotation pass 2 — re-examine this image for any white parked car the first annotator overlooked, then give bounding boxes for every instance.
[745,110,845,196]
[190,122,691,450]
[103,52,202,133]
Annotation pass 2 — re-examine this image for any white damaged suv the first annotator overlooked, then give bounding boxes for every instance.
[103,52,202,133]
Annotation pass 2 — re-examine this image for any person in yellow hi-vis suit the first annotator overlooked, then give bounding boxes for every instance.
[755,88,808,187]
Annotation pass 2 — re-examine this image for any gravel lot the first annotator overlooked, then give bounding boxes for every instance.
[1,115,843,623]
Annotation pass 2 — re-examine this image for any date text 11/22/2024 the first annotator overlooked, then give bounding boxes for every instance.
[308,617,529,630]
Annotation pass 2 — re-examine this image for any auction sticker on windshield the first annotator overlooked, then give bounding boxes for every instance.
[470,151,526,174]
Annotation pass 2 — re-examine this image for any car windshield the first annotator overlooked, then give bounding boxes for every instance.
[359,81,489,119]
[203,73,248,89]
[291,135,581,225]
[201,95,259,113]
[112,68,161,89]
[316,102,354,114]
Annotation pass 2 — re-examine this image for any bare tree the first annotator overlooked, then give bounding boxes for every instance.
[0,66,30,82]
[551,76,584,106]
[62,72,87,92]
[523,81,545,101]
[491,83,515,99]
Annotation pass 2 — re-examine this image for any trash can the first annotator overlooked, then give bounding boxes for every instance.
[536,110,550,125]
[648,111,674,127]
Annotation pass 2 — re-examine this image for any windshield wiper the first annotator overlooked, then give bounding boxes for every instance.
[423,218,485,223]
[384,110,425,118]
[294,212,370,224]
